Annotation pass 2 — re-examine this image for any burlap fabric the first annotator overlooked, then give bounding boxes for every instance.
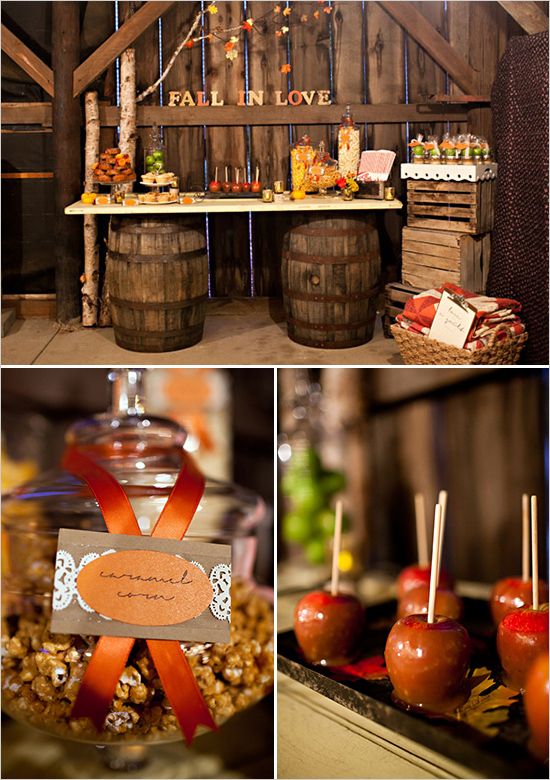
[487,31,549,364]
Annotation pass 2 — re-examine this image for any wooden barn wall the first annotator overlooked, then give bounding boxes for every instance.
[1,1,545,297]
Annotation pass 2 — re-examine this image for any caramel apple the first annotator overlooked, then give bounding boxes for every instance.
[398,584,463,620]
[397,565,454,600]
[496,606,548,692]
[524,653,549,762]
[294,590,364,666]
[385,614,471,713]
[490,577,549,626]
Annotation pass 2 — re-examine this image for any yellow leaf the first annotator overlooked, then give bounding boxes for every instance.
[455,667,519,738]
[207,4,218,14]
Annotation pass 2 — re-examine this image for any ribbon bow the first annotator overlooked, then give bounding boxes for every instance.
[62,445,217,744]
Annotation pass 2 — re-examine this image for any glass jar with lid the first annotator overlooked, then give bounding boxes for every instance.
[1,369,273,747]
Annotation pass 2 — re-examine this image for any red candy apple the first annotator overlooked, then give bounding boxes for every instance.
[385,614,471,713]
[398,584,463,621]
[497,606,549,692]
[221,182,231,193]
[208,180,221,193]
[231,182,241,193]
[397,564,454,600]
[294,590,364,666]
[490,577,549,626]
[241,181,251,192]
[250,180,262,193]
[524,653,549,762]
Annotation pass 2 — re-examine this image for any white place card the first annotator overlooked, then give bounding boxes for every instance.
[428,288,477,349]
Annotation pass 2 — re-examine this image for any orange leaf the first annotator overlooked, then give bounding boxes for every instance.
[323,6,333,13]
[224,40,235,51]
[313,10,320,19]
[282,6,292,16]
[280,63,291,74]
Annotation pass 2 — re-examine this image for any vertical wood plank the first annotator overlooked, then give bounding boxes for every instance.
[366,1,406,282]
[53,1,81,322]
[206,1,250,296]
[407,2,448,141]
[249,1,291,296]
[289,4,332,149]
[162,1,205,190]
[333,1,364,139]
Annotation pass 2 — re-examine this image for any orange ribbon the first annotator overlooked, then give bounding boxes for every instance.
[62,445,217,744]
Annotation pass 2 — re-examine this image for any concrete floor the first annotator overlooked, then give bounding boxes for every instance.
[2,298,402,366]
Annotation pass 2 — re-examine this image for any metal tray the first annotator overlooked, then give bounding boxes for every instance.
[277,597,545,779]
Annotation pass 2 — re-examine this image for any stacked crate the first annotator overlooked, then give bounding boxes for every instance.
[384,166,496,334]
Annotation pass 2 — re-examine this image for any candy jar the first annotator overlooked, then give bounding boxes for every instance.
[290,135,315,193]
[337,106,360,178]
[1,369,273,769]
[144,124,166,175]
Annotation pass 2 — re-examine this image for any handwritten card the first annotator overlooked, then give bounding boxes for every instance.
[428,288,477,348]
[50,529,231,642]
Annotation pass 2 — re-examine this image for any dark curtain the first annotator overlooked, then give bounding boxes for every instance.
[487,31,549,364]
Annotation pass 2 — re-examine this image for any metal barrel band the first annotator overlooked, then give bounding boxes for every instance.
[113,323,204,339]
[286,317,370,332]
[283,285,379,303]
[111,221,204,235]
[291,225,374,238]
[288,330,369,349]
[286,251,378,266]
[110,295,208,311]
[108,248,207,264]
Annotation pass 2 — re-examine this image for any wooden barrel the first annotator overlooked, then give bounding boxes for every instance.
[282,215,381,348]
[107,217,208,352]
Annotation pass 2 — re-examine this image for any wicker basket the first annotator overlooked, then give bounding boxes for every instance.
[391,323,528,365]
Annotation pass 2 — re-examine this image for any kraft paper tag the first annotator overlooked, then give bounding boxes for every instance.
[428,288,477,348]
[50,529,231,643]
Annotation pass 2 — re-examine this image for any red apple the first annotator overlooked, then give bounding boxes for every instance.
[524,653,549,762]
[497,606,549,692]
[250,181,262,193]
[385,614,471,713]
[221,182,231,193]
[397,564,455,600]
[231,182,241,193]
[241,182,251,192]
[490,577,549,626]
[294,590,364,666]
[398,584,463,621]
[208,180,221,193]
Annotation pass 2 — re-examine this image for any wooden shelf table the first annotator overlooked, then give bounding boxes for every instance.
[65,196,403,352]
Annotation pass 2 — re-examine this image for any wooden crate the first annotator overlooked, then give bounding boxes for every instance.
[382,281,422,337]
[407,179,495,234]
[401,227,491,292]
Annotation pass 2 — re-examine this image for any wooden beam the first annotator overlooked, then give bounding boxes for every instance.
[1,24,54,97]
[73,1,176,97]
[100,103,469,126]
[377,1,480,95]
[497,2,549,35]
[53,2,82,323]
[0,102,470,128]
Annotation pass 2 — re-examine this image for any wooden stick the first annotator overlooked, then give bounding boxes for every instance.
[214,166,218,182]
[427,504,443,624]
[255,164,259,182]
[330,500,343,597]
[531,495,539,610]
[225,165,228,182]
[414,493,428,567]
[236,167,239,184]
[436,490,448,586]
[81,90,100,327]
[522,493,530,582]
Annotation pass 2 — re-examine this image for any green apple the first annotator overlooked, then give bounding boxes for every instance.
[282,512,313,544]
[152,150,165,161]
[145,155,155,166]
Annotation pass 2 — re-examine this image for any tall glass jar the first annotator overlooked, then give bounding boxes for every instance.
[1,370,273,746]
[144,124,166,175]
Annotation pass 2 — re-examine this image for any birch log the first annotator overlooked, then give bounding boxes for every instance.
[81,91,100,326]
[119,47,137,184]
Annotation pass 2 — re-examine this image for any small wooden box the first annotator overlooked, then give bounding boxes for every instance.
[382,281,422,337]
[401,227,491,292]
[407,179,495,234]
[356,181,385,200]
